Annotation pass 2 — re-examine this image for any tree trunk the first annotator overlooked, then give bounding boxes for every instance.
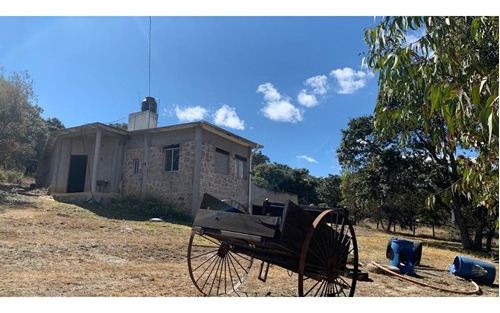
[486,228,495,252]
[472,207,488,251]
[453,204,474,250]
[386,218,393,233]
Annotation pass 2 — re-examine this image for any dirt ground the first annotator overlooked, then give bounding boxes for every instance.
[0,184,498,298]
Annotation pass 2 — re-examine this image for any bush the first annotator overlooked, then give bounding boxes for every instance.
[0,169,24,184]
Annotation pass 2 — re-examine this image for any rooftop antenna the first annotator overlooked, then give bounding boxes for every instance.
[148,16,152,96]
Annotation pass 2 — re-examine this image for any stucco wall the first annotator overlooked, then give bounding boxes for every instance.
[50,133,124,194]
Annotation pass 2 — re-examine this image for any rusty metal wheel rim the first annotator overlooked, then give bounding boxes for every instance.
[187,230,253,296]
[298,209,358,297]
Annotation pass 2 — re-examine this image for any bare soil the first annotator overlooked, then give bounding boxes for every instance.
[0,184,498,297]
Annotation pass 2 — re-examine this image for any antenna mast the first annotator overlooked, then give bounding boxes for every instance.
[148,16,152,96]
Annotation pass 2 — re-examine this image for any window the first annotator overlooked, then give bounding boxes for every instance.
[235,155,247,179]
[164,144,180,172]
[133,159,140,174]
[215,148,229,175]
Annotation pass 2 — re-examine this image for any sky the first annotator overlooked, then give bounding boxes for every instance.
[1,1,498,312]
[0,15,382,177]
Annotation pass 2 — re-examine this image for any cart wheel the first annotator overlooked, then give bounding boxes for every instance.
[187,230,253,296]
[298,209,358,297]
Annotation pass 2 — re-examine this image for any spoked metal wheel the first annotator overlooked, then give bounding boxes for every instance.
[298,209,358,297]
[187,230,253,296]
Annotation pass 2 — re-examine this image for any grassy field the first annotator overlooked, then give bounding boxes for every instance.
[0,183,498,298]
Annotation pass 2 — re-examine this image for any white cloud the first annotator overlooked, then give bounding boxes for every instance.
[213,104,245,130]
[260,99,303,123]
[174,105,208,122]
[257,83,281,102]
[257,83,303,123]
[304,75,328,95]
[297,89,318,108]
[330,67,374,94]
[297,155,319,164]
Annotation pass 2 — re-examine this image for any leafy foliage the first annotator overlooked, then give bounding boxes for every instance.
[316,174,342,207]
[364,16,498,250]
[338,116,434,230]
[252,162,319,205]
[108,122,128,131]
[0,68,64,174]
[251,150,270,167]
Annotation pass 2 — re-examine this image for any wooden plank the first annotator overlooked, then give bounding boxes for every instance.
[279,201,314,252]
[199,193,244,213]
[193,209,280,238]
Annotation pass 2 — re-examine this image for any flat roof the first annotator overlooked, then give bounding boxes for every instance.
[42,121,262,158]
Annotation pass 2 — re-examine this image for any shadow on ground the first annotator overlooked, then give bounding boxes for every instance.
[63,199,194,227]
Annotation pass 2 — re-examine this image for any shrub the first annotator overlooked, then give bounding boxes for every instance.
[0,169,24,184]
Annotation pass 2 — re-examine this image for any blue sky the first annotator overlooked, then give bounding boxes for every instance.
[0,16,380,177]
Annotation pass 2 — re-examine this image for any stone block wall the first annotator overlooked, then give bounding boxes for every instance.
[199,142,249,208]
[122,148,143,196]
[145,141,195,211]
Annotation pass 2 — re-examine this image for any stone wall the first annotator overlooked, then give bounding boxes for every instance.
[199,142,249,208]
[122,140,195,213]
[122,148,143,196]
[145,141,195,211]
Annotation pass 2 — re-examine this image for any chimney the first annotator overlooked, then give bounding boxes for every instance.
[128,97,158,131]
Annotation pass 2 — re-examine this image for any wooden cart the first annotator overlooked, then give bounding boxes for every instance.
[187,193,359,297]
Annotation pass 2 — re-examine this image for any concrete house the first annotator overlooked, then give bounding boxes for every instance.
[36,97,261,216]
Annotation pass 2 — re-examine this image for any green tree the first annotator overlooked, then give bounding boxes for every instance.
[337,116,436,232]
[45,117,65,133]
[0,69,40,170]
[251,151,270,167]
[0,68,64,176]
[109,122,128,131]
[316,174,342,207]
[252,162,319,205]
[364,16,498,250]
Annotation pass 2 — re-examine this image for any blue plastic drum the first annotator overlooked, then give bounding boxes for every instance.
[390,239,415,275]
[449,256,496,284]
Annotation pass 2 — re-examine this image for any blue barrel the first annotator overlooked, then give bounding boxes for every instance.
[449,256,496,284]
[386,237,422,266]
[390,239,415,275]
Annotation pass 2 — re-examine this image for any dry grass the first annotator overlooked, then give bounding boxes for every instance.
[0,185,498,298]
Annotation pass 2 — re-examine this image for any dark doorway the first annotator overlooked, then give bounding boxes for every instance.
[67,155,87,193]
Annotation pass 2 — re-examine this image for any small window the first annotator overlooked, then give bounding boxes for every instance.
[165,144,180,172]
[133,159,140,174]
[235,155,247,179]
[215,148,229,175]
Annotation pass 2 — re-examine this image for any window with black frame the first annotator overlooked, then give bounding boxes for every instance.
[215,148,229,175]
[164,144,180,172]
[235,155,247,179]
